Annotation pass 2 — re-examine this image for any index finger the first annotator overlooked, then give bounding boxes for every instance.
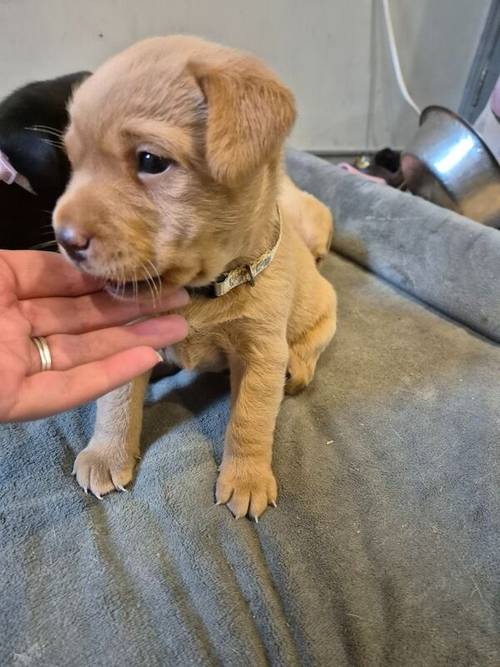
[0,250,103,299]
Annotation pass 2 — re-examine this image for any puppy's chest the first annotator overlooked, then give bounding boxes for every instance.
[163,300,233,372]
[164,332,227,372]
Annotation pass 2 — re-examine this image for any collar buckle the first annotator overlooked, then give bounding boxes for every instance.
[245,264,256,287]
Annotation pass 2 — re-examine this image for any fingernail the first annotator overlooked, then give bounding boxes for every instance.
[157,288,190,308]
[172,288,190,306]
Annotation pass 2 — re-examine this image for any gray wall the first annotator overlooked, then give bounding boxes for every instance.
[0,0,491,151]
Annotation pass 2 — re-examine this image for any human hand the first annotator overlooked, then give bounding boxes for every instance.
[0,250,189,422]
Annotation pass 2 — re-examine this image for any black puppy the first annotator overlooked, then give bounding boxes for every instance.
[0,71,90,250]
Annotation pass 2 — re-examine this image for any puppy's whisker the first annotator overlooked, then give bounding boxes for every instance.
[115,267,121,299]
[110,267,123,299]
[141,262,154,297]
[147,273,158,307]
[40,137,65,150]
[30,239,58,250]
[26,125,65,138]
[152,262,162,299]
[133,269,138,302]
[25,128,65,148]
[38,137,62,149]
[142,262,158,306]
[151,268,162,304]
[120,267,127,300]
[146,258,162,302]
[28,123,63,133]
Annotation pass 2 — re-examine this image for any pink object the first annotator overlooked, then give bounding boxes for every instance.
[337,162,387,185]
[0,149,36,193]
[0,150,17,185]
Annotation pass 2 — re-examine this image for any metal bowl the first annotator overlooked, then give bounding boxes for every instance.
[401,105,500,227]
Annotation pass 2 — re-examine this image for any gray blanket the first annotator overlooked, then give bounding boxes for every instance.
[1,151,500,666]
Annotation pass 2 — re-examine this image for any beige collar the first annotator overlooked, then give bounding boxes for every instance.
[189,205,282,298]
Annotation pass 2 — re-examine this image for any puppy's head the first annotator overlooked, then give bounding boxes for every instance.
[53,36,295,296]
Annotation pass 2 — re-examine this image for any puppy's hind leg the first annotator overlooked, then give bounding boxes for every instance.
[73,373,149,498]
[285,290,337,396]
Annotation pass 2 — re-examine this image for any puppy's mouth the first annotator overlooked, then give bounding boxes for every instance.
[102,264,208,300]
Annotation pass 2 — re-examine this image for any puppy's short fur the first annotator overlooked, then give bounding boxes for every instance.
[54,36,337,519]
[279,174,333,264]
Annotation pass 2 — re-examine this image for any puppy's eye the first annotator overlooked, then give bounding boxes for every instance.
[137,151,173,174]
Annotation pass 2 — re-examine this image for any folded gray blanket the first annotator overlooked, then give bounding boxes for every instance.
[287,149,500,343]
[1,150,499,666]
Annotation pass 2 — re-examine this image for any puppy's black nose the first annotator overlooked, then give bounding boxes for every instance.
[56,226,91,262]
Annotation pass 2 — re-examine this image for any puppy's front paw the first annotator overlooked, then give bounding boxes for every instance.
[216,457,278,520]
[73,443,136,499]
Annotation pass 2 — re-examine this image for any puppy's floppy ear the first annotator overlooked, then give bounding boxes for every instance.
[190,54,296,186]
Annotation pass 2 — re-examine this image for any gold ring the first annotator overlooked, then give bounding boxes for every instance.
[32,336,52,372]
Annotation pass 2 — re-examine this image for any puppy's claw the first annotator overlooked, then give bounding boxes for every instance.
[270,500,277,508]
[94,492,103,500]
[83,488,88,495]
[254,516,259,524]
[117,485,128,493]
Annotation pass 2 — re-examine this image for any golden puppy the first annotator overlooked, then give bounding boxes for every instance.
[53,35,337,520]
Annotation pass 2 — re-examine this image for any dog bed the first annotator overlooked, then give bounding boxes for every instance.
[1,150,499,666]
